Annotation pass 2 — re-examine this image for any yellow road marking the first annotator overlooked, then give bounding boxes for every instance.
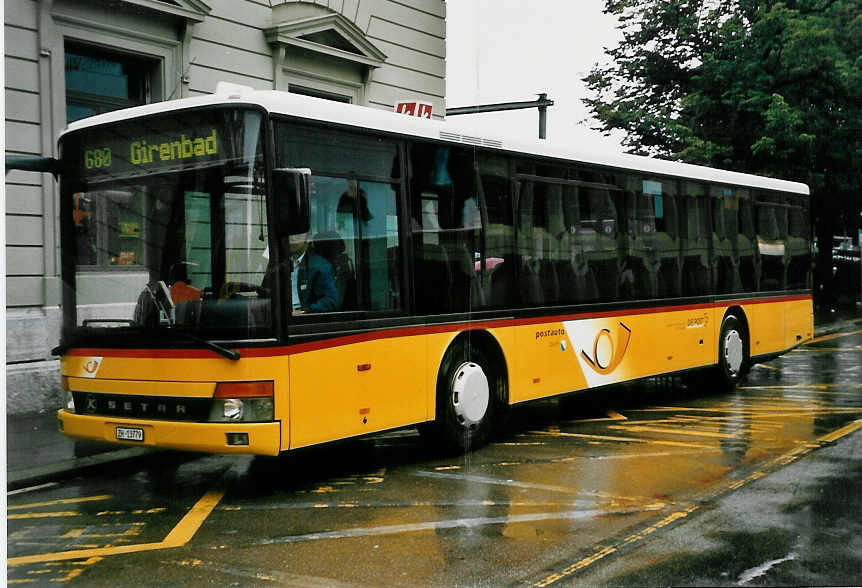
[807,328,862,344]
[9,495,111,511]
[7,487,226,567]
[533,505,699,587]
[8,511,81,520]
[609,425,737,440]
[754,363,781,371]
[527,430,715,449]
[566,410,627,424]
[817,419,862,443]
[162,488,225,546]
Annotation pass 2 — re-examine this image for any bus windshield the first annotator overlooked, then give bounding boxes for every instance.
[59,107,274,341]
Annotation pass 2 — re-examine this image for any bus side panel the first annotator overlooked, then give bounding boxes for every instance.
[784,297,814,348]
[507,307,717,405]
[289,335,427,449]
[354,334,427,434]
[509,323,587,404]
[741,301,786,357]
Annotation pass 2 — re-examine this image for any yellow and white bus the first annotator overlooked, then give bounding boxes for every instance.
[44,83,812,454]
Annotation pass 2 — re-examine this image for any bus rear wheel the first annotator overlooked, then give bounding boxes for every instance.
[435,340,496,453]
[717,314,748,389]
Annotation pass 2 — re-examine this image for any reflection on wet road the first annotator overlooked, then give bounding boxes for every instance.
[7,329,862,585]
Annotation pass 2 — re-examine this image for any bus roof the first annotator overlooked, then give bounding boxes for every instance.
[62,83,809,196]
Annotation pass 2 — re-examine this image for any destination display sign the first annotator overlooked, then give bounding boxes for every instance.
[62,108,261,180]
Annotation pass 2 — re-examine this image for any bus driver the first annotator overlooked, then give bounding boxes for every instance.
[289,232,338,314]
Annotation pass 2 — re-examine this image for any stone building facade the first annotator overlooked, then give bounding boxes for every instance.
[4,0,446,413]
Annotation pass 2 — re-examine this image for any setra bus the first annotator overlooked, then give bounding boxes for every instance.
[35,83,812,454]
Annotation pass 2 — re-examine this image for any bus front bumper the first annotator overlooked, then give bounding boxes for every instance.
[57,409,282,456]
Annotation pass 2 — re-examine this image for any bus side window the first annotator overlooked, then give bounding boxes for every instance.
[712,185,741,293]
[410,144,482,314]
[680,182,711,296]
[786,195,810,290]
[756,191,788,291]
[737,190,759,292]
[477,153,514,309]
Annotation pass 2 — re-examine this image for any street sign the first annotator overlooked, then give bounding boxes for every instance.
[395,100,433,119]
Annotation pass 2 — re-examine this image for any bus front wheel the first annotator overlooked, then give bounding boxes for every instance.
[435,340,496,453]
[717,314,748,389]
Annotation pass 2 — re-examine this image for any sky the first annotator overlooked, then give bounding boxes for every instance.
[445,0,623,153]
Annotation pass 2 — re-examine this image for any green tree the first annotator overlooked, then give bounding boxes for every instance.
[584,0,861,306]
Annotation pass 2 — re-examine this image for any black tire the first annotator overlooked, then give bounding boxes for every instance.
[717,314,749,389]
[433,338,499,453]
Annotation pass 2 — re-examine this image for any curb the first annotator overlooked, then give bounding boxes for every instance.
[7,447,157,491]
[813,316,862,338]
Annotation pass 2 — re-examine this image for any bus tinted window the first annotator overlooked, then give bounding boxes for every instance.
[276,123,399,179]
[679,182,711,296]
[573,168,621,302]
[627,178,681,299]
[477,153,514,309]
[410,144,481,313]
[737,189,759,292]
[756,192,788,291]
[786,195,810,290]
[275,122,402,315]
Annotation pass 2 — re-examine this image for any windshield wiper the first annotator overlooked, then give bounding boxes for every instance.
[177,333,241,361]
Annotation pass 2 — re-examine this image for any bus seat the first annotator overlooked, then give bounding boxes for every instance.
[489,260,516,307]
[443,241,481,311]
[415,243,451,313]
[520,258,545,306]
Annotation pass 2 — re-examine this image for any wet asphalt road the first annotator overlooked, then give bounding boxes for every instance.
[7,328,862,586]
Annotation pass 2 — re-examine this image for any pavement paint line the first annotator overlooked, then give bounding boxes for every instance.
[527,429,715,449]
[817,418,862,443]
[253,505,664,547]
[162,488,227,546]
[565,410,628,424]
[218,499,607,511]
[754,363,781,371]
[7,483,60,497]
[414,470,588,495]
[166,558,365,587]
[531,504,700,587]
[609,424,738,440]
[7,486,226,567]
[8,511,83,520]
[807,328,862,344]
[8,495,112,511]
[529,416,860,586]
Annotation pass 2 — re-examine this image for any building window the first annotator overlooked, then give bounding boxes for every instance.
[288,84,352,104]
[65,43,152,123]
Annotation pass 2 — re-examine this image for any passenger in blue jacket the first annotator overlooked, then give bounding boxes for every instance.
[289,232,338,314]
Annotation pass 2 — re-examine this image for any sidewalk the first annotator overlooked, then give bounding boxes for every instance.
[6,308,862,490]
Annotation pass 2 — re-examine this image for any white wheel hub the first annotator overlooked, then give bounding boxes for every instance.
[451,362,489,425]
[724,329,744,376]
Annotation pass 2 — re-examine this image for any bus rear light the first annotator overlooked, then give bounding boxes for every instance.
[210,381,274,422]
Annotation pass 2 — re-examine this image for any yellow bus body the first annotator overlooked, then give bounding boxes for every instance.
[58,296,812,455]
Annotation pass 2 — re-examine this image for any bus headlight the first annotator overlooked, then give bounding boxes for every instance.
[208,381,274,422]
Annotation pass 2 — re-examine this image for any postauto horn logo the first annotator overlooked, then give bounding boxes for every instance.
[581,322,631,375]
[563,319,633,387]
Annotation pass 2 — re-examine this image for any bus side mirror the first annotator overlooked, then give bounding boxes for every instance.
[273,167,311,235]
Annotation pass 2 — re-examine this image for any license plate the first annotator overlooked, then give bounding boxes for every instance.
[116,426,144,442]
